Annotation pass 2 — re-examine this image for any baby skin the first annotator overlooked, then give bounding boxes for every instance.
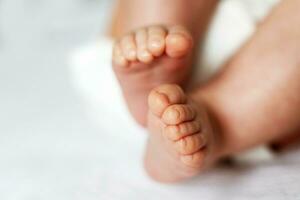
[112,25,219,181]
[112,0,300,183]
[113,25,194,126]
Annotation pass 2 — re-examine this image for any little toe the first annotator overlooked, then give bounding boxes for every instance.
[175,133,206,155]
[147,26,167,57]
[120,34,137,61]
[164,120,201,141]
[162,104,196,125]
[148,84,187,117]
[166,25,193,58]
[112,42,129,67]
[136,28,154,63]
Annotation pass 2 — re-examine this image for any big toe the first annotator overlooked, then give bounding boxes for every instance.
[166,25,193,58]
[148,84,186,117]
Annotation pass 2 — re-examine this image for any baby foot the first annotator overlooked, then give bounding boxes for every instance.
[113,25,194,126]
[145,84,220,182]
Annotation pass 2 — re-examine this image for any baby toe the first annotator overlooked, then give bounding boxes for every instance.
[112,42,129,67]
[175,133,206,155]
[148,84,186,117]
[120,34,137,61]
[136,28,154,63]
[164,120,201,141]
[166,25,193,58]
[162,104,196,125]
[147,26,167,57]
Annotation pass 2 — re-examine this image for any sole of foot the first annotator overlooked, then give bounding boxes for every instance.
[113,25,194,126]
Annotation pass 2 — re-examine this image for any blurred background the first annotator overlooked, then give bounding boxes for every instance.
[0,0,114,198]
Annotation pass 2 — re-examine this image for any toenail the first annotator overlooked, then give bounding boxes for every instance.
[149,91,170,116]
[141,51,151,59]
[170,108,180,120]
[156,91,170,105]
[128,49,136,58]
[150,38,163,48]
